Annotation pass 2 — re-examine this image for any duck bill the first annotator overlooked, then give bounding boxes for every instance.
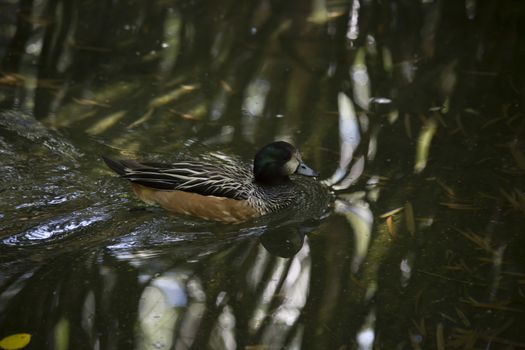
[296,162,319,177]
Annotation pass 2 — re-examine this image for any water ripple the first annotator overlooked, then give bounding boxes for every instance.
[2,209,109,247]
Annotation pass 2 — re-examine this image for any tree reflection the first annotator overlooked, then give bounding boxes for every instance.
[1,0,524,349]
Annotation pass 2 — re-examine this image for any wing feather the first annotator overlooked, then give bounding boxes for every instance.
[119,159,253,200]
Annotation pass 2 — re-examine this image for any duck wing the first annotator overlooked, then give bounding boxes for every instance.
[103,156,253,200]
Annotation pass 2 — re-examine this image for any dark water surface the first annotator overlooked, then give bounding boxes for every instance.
[1,0,524,349]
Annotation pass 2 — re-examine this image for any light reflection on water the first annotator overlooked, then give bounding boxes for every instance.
[0,0,524,349]
[2,210,108,246]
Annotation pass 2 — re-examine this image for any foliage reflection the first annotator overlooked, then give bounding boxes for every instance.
[0,0,524,349]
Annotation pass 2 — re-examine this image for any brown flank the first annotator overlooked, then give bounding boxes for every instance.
[131,184,259,223]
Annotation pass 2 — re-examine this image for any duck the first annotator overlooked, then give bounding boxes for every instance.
[102,141,319,223]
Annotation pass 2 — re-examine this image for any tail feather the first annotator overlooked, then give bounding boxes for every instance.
[102,156,177,190]
[123,178,176,190]
[102,156,128,176]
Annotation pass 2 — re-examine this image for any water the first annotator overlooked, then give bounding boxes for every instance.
[1,0,524,349]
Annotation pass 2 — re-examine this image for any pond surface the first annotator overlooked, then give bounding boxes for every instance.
[1,0,524,349]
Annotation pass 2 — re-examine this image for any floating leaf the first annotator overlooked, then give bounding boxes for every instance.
[72,97,110,108]
[148,84,198,108]
[127,108,154,128]
[405,201,416,236]
[439,202,479,210]
[510,140,525,173]
[435,178,455,197]
[387,109,399,124]
[386,216,395,239]
[379,207,403,218]
[54,318,69,350]
[0,333,31,350]
[455,307,471,327]
[414,117,437,173]
[404,113,412,139]
[382,47,393,73]
[220,80,233,93]
[436,323,445,350]
[86,110,126,135]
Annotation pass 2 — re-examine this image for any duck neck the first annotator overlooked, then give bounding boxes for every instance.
[254,173,291,186]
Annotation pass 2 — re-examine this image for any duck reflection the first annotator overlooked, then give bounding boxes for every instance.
[122,221,315,349]
[258,226,305,258]
[256,210,325,259]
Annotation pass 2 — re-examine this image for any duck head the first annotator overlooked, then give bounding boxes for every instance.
[254,141,318,184]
